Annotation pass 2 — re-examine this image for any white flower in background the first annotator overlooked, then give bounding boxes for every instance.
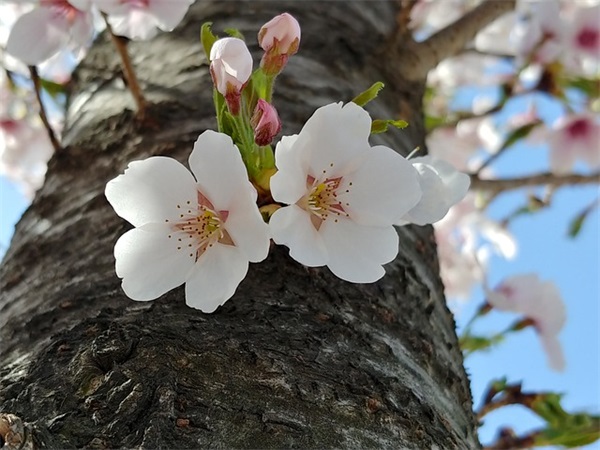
[6,0,94,66]
[546,113,600,174]
[486,273,566,371]
[269,102,421,283]
[0,118,54,199]
[562,4,600,76]
[397,155,470,226]
[94,0,194,40]
[434,193,517,300]
[105,130,270,313]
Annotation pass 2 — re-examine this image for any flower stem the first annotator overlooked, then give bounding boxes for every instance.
[28,66,61,153]
[102,13,147,118]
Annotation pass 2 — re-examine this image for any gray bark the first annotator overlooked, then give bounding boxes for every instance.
[0,2,479,448]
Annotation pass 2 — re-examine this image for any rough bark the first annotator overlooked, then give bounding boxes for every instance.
[0,2,479,449]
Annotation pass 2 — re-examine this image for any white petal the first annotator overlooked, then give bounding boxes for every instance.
[114,224,195,301]
[344,145,422,226]
[271,134,308,205]
[108,10,159,40]
[540,335,565,372]
[148,0,193,31]
[6,9,70,65]
[185,243,249,313]
[320,219,399,283]
[224,194,270,263]
[105,156,197,227]
[401,163,448,225]
[296,103,371,177]
[269,205,328,267]
[69,12,95,47]
[414,156,471,205]
[188,130,250,210]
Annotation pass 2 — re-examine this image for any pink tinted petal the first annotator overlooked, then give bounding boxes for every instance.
[223,194,270,263]
[69,12,94,47]
[320,219,399,283]
[185,243,249,313]
[540,335,565,372]
[114,224,195,301]
[271,134,308,205]
[269,204,328,267]
[344,145,421,226]
[188,130,250,210]
[105,156,197,227]
[148,0,194,31]
[6,8,70,65]
[108,9,160,40]
[93,0,127,15]
[297,102,371,177]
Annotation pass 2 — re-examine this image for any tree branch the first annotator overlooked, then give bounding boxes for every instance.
[470,171,600,194]
[399,0,516,81]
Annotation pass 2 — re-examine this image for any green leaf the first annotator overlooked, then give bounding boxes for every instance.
[567,76,600,98]
[459,334,504,353]
[224,28,245,40]
[567,201,597,238]
[497,121,540,153]
[40,78,66,98]
[352,82,385,107]
[371,119,409,134]
[200,22,217,61]
[535,414,600,448]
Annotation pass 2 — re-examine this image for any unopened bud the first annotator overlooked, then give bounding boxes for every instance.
[209,37,252,115]
[251,99,282,146]
[258,13,300,76]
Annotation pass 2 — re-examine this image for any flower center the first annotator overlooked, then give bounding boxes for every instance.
[566,118,590,140]
[576,27,599,52]
[301,174,351,229]
[165,191,232,261]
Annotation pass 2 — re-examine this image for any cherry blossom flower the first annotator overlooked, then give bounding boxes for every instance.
[6,0,94,66]
[486,273,566,371]
[397,155,470,226]
[251,99,281,146]
[105,130,270,313]
[0,118,54,199]
[269,102,422,283]
[94,0,194,40]
[258,13,300,75]
[562,4,600,76]
[546,113,600,174]
[209,37,253,115]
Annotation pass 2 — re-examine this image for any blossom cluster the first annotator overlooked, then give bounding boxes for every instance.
[104,13,470,312]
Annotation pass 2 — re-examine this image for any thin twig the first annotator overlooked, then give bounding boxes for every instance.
[398,0,517,81]
[470,171,600,194]
[102,13,147,118]
[28,66,61,153]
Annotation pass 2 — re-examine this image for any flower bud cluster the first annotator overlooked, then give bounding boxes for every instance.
[105,13,471,313]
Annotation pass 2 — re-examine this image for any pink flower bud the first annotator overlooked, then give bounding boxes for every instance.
[258,13,300,76]
[251,99,282,146]
[209,37,253,115]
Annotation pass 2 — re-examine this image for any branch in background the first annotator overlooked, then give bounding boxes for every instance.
[102,14,147,119]
[398,0,516,81]
[28,66,61,153]
[470,171,600,195]
[395,0,419,37]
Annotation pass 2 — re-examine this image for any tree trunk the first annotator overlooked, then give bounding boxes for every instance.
[0,2,478,448]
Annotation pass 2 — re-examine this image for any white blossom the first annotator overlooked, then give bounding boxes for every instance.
[269,102,421,283]
[105,130,270,313]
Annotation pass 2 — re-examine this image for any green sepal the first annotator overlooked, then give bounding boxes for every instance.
[201,22,218,61]
[371,119,409,134]
[224,28,245,40]
[352,82,385,107]
[567,201,597,238]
